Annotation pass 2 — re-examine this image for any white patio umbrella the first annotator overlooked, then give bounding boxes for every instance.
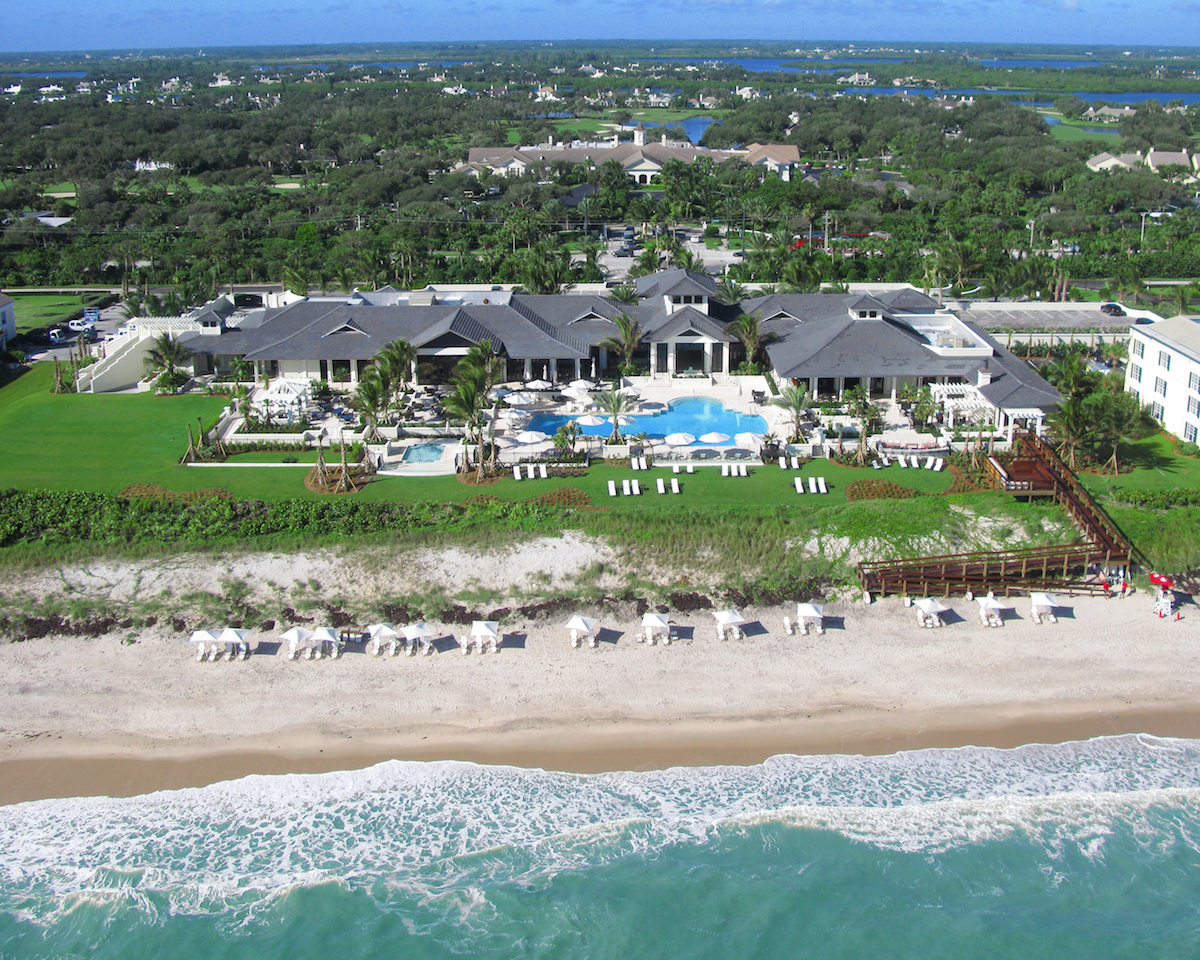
[617,385,640,397]
[562,386,592,400]
[610,414,637,426]
[699,432,730,444]
[470,620,499,638]
[310,626,340,658]
[278,626,311,643]
[641,611,671,643]
[735,432,762,446]
[569,379,596,389]
[977,596,1007,611]
[576,414,606,426]
[796,603,824,620]
[526,379,553,390]
[914,598,950,615]
[366,623,399,655]
[565,614,599,637]
[403,621,434,654]
[664,432,696,446]
[217,627,248,660]
[189,629,219,645]
[492,436,519,448]
[712,609,745,627]
[506,392,537,406]
[1030,592,1060,610]
[497,407,530,420]
[516,430,549,444]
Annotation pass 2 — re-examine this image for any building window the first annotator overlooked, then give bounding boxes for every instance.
[1155,377,1168,397]
[331,360,351,383]
[1186,423,1199,444]
[1129,364,1142,383]
[1190,371,1200,392]
[1189,396,1200,417]
[1159,350,1171,370]
[1152,402,1165,421]
[1131,339,1144,359]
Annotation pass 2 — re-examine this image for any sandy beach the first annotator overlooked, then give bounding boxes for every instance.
[1,538,1198,806]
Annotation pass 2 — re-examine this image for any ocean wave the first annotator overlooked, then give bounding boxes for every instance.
[2,734,1200,920]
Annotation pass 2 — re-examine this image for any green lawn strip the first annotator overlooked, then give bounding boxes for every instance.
[11,295,84,334]
[1076,433,1200,497]
[1045,123,1121,145]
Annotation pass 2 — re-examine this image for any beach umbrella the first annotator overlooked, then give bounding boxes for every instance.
[516,430,549,444]
[565,614,599,637]
[278,626,312,644]
[1030,592,1060,610]
[664,432,696,446]
[699,431,730,444]
[734,432,762,446]
[712,609,745,627]
[977,595,1007,611]
[617,385,640,397]
[642,612,670,628]
[217,627,246,645]
[310,626,339,643]
[189,629,219,645]
[610,414,636,426]
[569,379,596,389]
[506,392,536,406]
[576,414,606,426]
[526,379,553,391]
[367,623,398,639]
[796,603,824,620]
[403,622,434,642]
[562,386,592,400]
[470,620,500,639]
[914,598,950,615]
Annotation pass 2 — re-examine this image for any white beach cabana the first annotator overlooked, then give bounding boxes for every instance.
[189,629,220,662]
[914,597,950,628]
[641,611,671,645]
[366,623,399,656]
[712,608,745,640]
[403,622,435,656]
[279,626,312,661]
[977,594,1007,628]
[465,620,501,654]
[217,627,249,661]
[309,626,341,660]
[1030,592,1060,625]
[566,614,600,649]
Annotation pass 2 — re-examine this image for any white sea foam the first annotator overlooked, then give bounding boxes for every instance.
[2,735,1199,920]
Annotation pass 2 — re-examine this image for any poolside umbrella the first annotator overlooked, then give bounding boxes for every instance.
[576,414,606,426]
[712,609,745,627]
[569,379,596,389]
[516,430,549,444]
[497,407,530,421]
[617,385,640,397]
[914,598,950,615]
[506,392,536,405]
[610,414,636,426]
[699,432,730,444]
[735,432,762,446]
[526,379,553,390]
[664,432,696,445]
[562,386,592,400]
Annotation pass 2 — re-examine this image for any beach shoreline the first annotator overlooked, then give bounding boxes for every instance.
[4,702,1200,806]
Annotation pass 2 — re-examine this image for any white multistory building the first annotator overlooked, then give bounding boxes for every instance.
[1126,316,1200,444]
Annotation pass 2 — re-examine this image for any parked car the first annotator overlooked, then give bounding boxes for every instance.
[48,328,68,344]
[613,246,635,258]
[1099,302,1126,317]
[68,318,96,332]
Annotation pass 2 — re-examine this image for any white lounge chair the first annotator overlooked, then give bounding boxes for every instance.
[794,477,804,494]
[779,456,788,469]
[882,457,891,467]
[924,456,935,470]
[656,477,666,494]
[539,464,548,479]
[622,479,632,496]
[209,642,222,661]
[738,464,748,477]
[686,465,694,474]
[608,480,618,497]
[196,643,207,662]
[783,616,794,635]
[461,635,471,655]
[872,460,882,470]
[933,458,945,472]
[808,477,818,494]
[631,479,641,496]
[721,464,729,477]
[670,478,681,494]
[526,464,536,479]
[817,476,828,494]
[641,457,649,470]
[791,457,800,469]
[513,465,522,481]
[672,465,681,474]
[631,457,640,471]
[897,455,908,468]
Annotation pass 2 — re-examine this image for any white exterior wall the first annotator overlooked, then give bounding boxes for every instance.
[1126,323,1200,444]
[0,300,14,350]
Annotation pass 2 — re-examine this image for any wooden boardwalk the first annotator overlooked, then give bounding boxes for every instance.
[857,432,1133,598]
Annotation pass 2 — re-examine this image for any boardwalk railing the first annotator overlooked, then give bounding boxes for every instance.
[858,431,1133,598]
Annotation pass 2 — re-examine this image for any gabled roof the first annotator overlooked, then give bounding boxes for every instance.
[635,267,717,300]
[764,313,938,380]
[647,307,737,342]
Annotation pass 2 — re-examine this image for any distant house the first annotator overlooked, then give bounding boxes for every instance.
[1083,105,1137,122]
[1086,150,1143,172]
[0,292,14,352]
[1087,148,1197,181]
[836,72,873,85]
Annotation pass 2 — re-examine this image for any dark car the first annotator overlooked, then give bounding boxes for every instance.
[1100,303,1126,317]
[613,246,635,258]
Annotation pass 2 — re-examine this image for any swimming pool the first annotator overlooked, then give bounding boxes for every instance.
[528,397,768,444]
[401,439,457,463]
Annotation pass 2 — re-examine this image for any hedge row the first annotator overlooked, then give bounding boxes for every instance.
[1112,489,1200,510]
[0,488,568,548]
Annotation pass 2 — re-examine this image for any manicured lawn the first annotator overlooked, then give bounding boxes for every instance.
[1076,433,1200,497]
[11,295,83,334]
[1045,122,1121,145]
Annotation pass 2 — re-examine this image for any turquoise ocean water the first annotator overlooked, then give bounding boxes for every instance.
[3,734,1200,958]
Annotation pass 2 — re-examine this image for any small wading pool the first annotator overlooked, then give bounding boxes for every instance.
[529,397,767,444]
[401,440,457,463]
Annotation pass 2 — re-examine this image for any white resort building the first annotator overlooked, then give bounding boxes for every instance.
[1126,315,1200,444]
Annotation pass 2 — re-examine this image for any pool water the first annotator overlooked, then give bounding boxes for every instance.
[401,440,456,462]
[529,397,767,444]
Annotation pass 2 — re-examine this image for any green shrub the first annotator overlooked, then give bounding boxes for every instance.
[1177,441,1200,458]
[1113,488,1200,510]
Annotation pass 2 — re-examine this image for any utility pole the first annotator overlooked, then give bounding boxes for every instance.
[823,211,832,255]
[1141,211,1148,244]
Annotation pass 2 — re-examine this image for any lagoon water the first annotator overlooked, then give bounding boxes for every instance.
[2,734,1200,958]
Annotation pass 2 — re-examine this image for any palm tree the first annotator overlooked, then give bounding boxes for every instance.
[354,368,388,441]
[441,376,487,479]
[607,284,639,305]
[1041,352,1093,404]
[771,384,811,443]
[599,313,642,375]
[143,332,193,380]
[843,385,882,465]
[726,312,775,371]
[1088,389,1154,474]
[1169,281,1197,316]
[1045,397,1091,471]
[374,338,415,409]
[714,279,748,305]
[595,386,637,443]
